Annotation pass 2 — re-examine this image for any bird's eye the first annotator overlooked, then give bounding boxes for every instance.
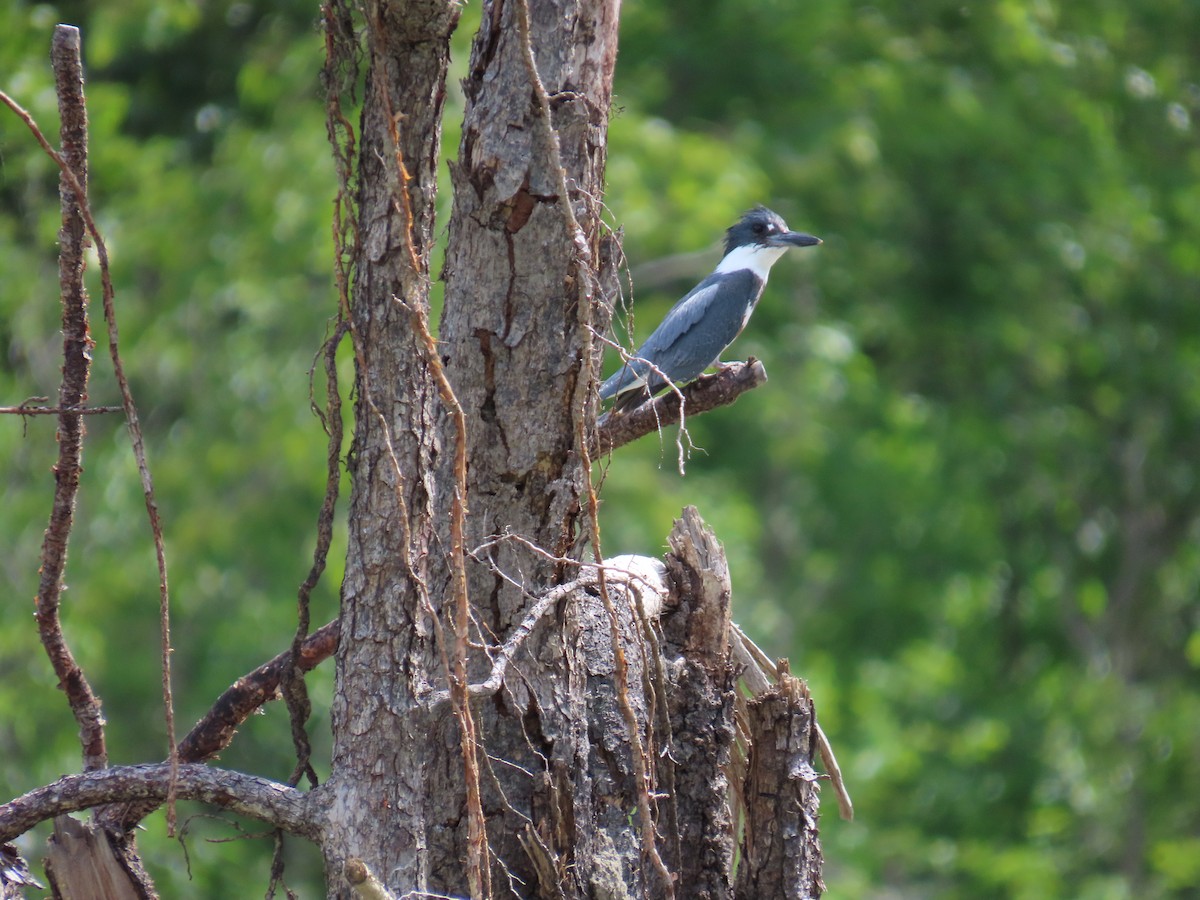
[752,222,766,234]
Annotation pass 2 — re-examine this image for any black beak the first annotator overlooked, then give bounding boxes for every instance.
[771,231,822,248]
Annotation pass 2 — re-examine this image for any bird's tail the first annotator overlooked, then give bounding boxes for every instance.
[610,384,654,413]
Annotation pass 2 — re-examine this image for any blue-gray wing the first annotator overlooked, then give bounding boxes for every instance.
[601,269,759,400]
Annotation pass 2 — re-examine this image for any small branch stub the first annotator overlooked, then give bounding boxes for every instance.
[344,858,395,900]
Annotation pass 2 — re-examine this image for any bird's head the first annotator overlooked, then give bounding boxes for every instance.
[723,206,821,257]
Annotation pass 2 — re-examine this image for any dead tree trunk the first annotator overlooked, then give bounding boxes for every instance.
[317,0,825,896]
[324,0,633,891]
[1,6,828,899]
[319,0,465,893]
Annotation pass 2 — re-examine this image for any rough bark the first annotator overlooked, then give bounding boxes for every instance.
[431,0,622,894]
[0,7,831,899]
[36,22,108,776]
[322,0,826,895]
[320,0,463,895]
[735,673,825,900]
[661,508,738,899]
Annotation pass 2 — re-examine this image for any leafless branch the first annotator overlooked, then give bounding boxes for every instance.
[0,404,123,415]
[3,28,179,817]
[0,765,318,846]
[424,575,597,707]
[99,620,339,832]
[6,24,109,775]
[730,625,854,821]
[180,620,340,764]
[593,359,769,456]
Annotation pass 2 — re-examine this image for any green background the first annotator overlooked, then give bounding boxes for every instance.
[2,0,1198,896]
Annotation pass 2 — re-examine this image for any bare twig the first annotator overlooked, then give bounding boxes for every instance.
[424,574,631,707]
[9,24,109,775]
[593,359,769,456]
[282,316,349,794]
[730,625,854,821]
[4,27,179,822]
[813,721,854,821]
[0,404,122,415]
[0,765,318,845]
[310,19,359,809]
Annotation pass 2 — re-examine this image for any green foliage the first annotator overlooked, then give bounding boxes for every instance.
[1,0,1198,896]
[606,1,1200,897]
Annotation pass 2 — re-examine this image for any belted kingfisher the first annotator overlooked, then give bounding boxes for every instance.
[600,206,820,413]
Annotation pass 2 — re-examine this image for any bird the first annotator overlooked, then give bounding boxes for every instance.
[600,206,820,413]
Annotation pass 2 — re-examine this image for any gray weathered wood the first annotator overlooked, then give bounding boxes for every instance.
[661,507,738,898]
[45,816,140,900]
[735,672,825,900]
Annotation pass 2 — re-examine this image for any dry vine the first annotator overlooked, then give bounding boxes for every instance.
[509,0,676,890]
[1,25,179,828]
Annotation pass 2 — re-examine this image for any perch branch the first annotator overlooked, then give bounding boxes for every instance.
[0,764,319,845]
[593,359,768,455]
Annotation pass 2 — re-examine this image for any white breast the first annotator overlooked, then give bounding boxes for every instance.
[714,243,787,280]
